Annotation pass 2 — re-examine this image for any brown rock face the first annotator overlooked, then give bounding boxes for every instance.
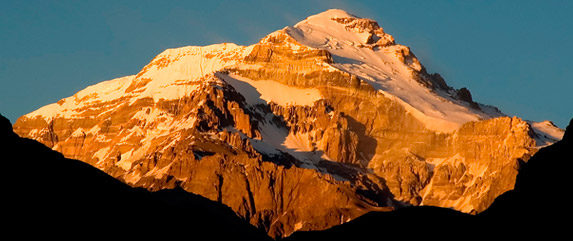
[12,9,547,238]
[419,117,536,212]
[14,74,393,238]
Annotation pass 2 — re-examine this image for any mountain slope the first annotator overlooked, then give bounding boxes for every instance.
[287,9,503,132]
[287,117,573,240]
[0,114,271,240]
[12,9,562,238]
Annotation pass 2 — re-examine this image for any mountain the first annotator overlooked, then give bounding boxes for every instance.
[287,117,573,240]
[480,117,573,232]
[1,114,271,240]
[12,9,564,238]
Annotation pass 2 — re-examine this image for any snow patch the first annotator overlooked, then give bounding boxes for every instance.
[256,118,346,181]
[284,132,314,152]
[218,73,322,107]
[529,120,564,146]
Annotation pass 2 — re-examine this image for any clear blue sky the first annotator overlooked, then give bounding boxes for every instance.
[1,0,571,127]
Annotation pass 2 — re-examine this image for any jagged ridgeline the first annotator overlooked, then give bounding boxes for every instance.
[13,9,564,238]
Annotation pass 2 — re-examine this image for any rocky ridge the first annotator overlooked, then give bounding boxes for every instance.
[13,9,563,238]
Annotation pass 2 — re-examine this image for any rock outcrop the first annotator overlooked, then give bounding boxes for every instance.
[287,117,573,240]
[481,117,573,230]
[14,74,394,238]
[12,9,561,238]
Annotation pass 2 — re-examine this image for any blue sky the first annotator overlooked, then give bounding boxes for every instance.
[1,0,571,127]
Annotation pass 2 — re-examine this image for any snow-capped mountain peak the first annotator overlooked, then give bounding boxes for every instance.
[292,9,395,49]
[13,9,562,238]
[286,9,503,132]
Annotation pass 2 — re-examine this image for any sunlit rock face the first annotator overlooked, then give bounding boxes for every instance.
[13,9,562,238]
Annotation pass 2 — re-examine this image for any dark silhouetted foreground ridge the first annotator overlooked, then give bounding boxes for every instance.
[0,113,270,240]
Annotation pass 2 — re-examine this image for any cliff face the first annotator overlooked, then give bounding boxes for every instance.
[287,118,573,240]
[419,117,536,212]
[13,9,559,238]
[14,73,393,238]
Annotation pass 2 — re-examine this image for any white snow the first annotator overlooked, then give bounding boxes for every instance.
[255,120,290,155]
[529,120,564,146]
[254,117,346,181]
[286,9,501,132]
[217,73,322,107]
[25,43,253,120]
[283,132,315,152]
[134,43,252,102]
[25,75,135,119]
[73,75,135,103]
